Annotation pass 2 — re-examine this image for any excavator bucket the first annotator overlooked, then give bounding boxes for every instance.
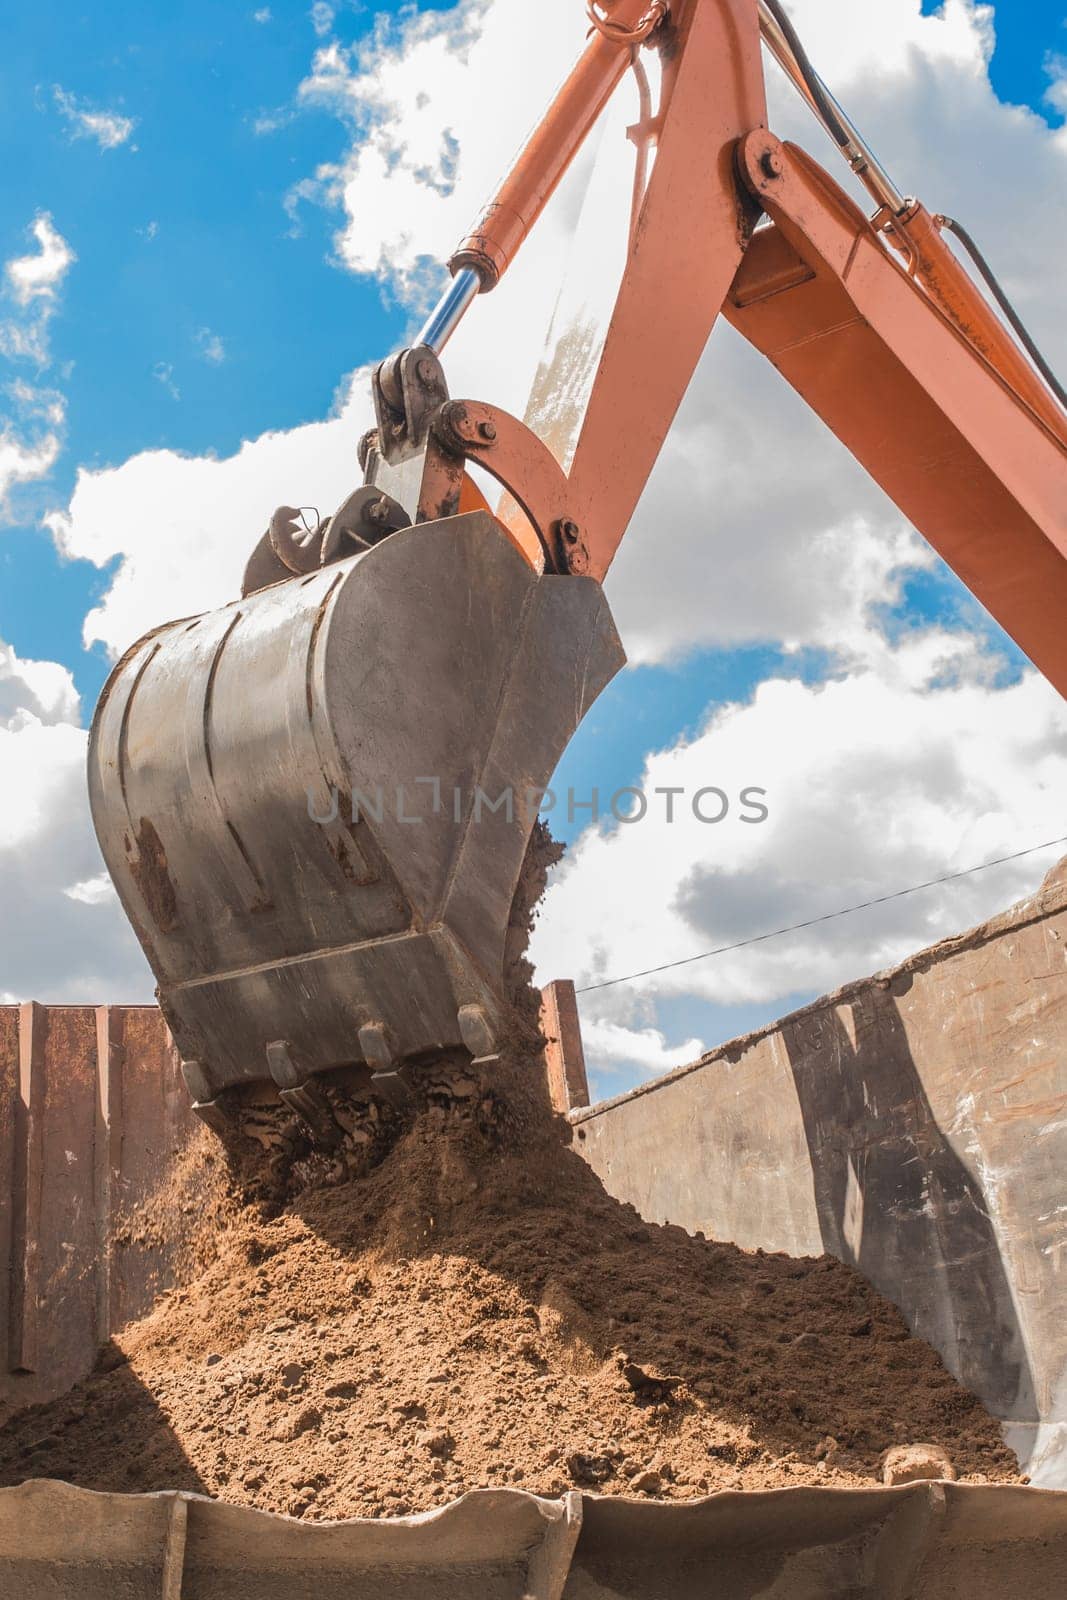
[88,509,623,1123]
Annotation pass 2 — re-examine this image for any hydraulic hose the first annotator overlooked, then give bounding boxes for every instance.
[759,0,849,147]
[937,214,1067,414]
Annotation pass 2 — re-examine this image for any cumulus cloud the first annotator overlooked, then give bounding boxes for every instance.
[530,633,1067,1034]
[64,873,117,906]
[581,1020,708,1083]
[7,377,65,426]
[4,213,75,307]
[1045,52,1067,118]
[0,215,73,505]
[1,211,76,372]
[0,427,61,512]
[0,639,151,1003]
[254,109,293,137]
[0,639,80,728]
[52,86,136,150]
[48,375,373,658]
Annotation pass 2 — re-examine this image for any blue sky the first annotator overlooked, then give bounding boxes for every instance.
[3,1,1067,1091]
[929,0,1067,113]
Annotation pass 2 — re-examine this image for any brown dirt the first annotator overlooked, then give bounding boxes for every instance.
[0,826,1021,1517]
[0,1047,1021,1517]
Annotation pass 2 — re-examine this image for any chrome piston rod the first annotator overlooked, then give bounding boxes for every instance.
[756,0,907,215]
[415,266,482,354]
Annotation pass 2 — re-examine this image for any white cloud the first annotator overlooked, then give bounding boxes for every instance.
[530,635,1067,1028]
[253,6,273,22]
[49,375,372,659]
[0,638,152,1003]
[64,873,117,906]
[310,2,335,37]
[581,1019,707,1082]
[0,427,60,512]
[152,361,180,400]
[52,86,136,150]
[784,0,995,82]
[2,212,76,373]
[0,639,80,728]
[1046,53,1067,118]
[195,327,226,365]
[254,109,292,137]
[5,213,75,307]
[0,217,72,503]
[7,378,65,427]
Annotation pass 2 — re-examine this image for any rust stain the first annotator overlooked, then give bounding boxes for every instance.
[128,818,179,934]
[990,1095,1067,1126]
[326,827,378,888]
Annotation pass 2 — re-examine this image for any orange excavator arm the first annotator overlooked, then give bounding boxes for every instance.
[420,0,1067,695]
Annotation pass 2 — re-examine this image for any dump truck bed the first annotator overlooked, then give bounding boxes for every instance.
[3,1478,1066,1599]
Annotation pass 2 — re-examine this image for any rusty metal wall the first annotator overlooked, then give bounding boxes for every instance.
[540,980,591,1114]
[1,1477,1066,1599]
[0,1005,200,1418]
[573,864,1067,1488]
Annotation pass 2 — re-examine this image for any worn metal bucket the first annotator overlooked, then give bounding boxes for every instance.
[87,511,623,1115]
[1,1479,1065,1598]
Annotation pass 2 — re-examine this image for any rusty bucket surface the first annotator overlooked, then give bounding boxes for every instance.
[88,511,623,1114]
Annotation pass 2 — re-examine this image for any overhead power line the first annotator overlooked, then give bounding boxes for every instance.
[575,834,1067,995]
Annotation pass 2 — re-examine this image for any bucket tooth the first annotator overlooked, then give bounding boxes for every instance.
[457,1004,498,1061]
[358,1021,396,1073]
[266,1041,342,1146]
[181,1060,233,1134]
[181,1059,214,1104]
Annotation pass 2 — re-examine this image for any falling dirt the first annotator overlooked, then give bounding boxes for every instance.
[0,826,1022,1518]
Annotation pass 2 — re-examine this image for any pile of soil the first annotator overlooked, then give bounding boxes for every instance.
[0,1049,1020,1518]
[0,830,1021,1517]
